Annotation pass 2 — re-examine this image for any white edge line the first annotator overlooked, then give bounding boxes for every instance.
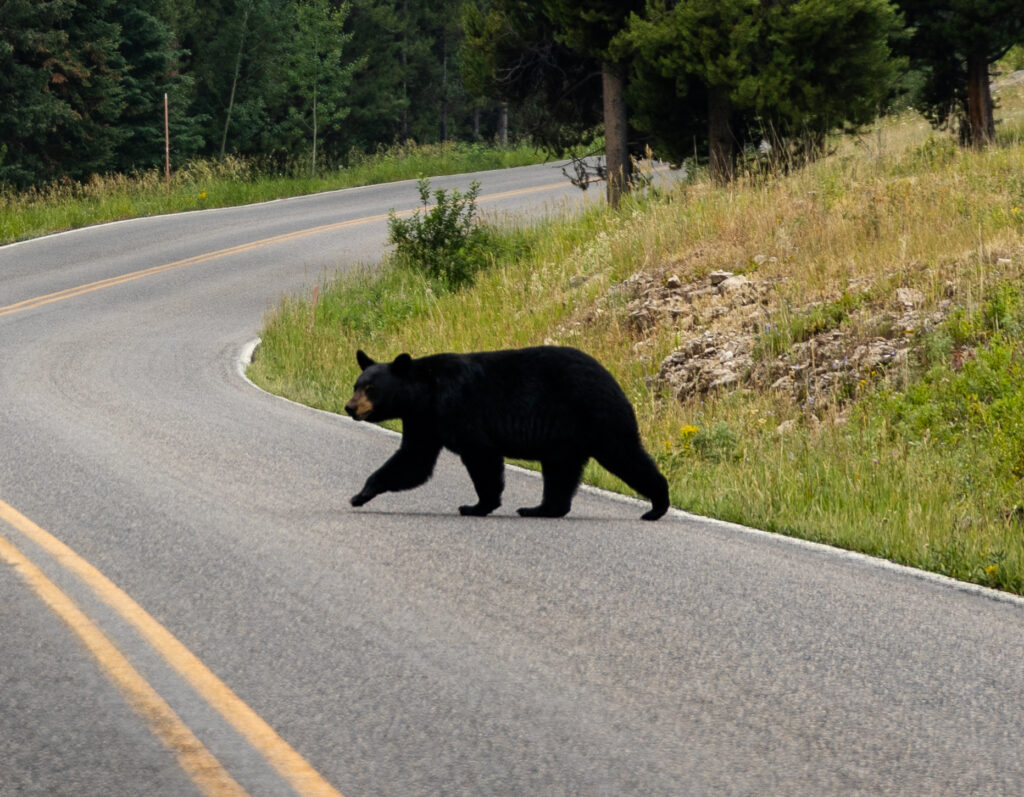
[236,338,1024,610]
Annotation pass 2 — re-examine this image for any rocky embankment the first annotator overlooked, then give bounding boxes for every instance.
[620,266,958,411]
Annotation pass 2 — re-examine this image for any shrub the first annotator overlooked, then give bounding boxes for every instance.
[387,177,491,287]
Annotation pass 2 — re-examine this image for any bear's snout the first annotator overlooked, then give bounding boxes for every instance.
[345,390,374,420]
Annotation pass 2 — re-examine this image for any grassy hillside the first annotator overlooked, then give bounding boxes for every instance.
[251,77,1024,593]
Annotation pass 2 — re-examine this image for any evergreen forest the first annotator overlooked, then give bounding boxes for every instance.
[2,0,1023,192]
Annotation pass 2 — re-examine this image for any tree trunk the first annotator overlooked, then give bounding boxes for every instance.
[311,24,318,177]
[400,0,409,140]
[708,84,734,184]
[497,101,508,147]
[311,80,318,177]
[440,39,448,142]
[966,53,995,148]
[220,0,253,158]
[602,61,630,210]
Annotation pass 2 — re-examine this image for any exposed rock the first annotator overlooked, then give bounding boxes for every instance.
[623,269,771,338]
[895,287,924,310]
[614,266,959,412]
[658,330,754,399]
[718,274,748,291]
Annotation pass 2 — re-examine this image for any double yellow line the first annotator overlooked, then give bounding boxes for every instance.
[0,498,345,797]
[0,212,391,319]
[0,179,566,320]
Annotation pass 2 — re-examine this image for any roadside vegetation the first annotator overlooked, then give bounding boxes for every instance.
[0,141,545,245]
[251,76,1024,594]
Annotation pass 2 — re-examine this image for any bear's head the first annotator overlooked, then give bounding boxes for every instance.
[344,350,413,422]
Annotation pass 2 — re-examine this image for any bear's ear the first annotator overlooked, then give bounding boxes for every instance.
[392,353,412,375]
[356,350,375,371]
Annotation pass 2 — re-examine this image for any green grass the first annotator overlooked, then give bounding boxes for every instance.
[0,140,549,245]
[250,86,1024,594]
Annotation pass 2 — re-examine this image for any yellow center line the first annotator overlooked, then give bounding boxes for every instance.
[0,530,249,797]
[0,498,345,797]
[0,179,567,319]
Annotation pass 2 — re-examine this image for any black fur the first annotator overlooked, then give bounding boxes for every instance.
[345,346,670,520]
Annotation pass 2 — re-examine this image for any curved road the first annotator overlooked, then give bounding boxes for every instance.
[2,163,1023,796]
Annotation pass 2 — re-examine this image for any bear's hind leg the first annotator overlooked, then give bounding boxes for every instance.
[517,457,586,519]
[459,450,505,516]
[595,444,669,521]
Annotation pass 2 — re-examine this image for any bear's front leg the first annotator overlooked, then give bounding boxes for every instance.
[350,434,442,509]
[350,483,379,507]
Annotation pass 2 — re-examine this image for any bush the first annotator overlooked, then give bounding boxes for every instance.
[387,177,491,288]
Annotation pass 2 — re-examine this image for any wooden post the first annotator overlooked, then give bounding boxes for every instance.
[164,93,170,194]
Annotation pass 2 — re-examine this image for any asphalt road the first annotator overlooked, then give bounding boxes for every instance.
[2,162,1024,797]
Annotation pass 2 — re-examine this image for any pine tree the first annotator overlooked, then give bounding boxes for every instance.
[0,0,72,185]
[336,0,409,150]
[896,0,1024,147]
[50,0,127,178]
[113,0,201,171]
[624,0,904,182]
[0,0,127,185]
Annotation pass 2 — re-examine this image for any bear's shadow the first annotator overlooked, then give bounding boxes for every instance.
[350,508,603,523]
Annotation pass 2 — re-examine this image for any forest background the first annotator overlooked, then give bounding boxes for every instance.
[3,0,1023,194]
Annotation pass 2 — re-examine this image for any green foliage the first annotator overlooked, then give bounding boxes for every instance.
[0,0,127,186]
[311,262,438,339]
[115,0,201,172]
[692,421,740,463]
[1,0,502,188]
[622,0,906,172]
[0,0,70,186]
[387,177,491,287]
[280,0,358,175]
[542,0,644,60]
[459,0,603,155]
[910,135,959,170]
[896,0,1024,145]
[869,286,1024,502]
[1002,44,1024,72]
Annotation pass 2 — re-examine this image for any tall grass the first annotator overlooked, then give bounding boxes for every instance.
[0,140,547,245]
[252,83,1024,593]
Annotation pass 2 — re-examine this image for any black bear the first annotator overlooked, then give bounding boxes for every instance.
[345,346,670,521]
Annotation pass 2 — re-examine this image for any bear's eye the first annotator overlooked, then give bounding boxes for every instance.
[363,384,376,399]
